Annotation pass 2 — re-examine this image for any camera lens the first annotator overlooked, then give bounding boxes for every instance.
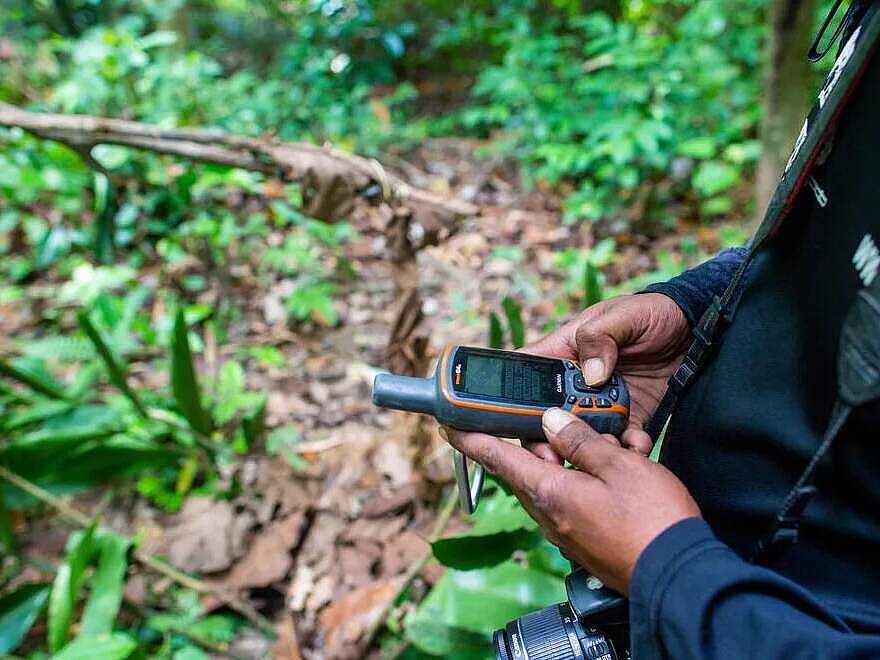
[493,602,618,660]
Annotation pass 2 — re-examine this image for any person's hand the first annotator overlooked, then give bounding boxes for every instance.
[522,292,690,456]
[443,408,701,594]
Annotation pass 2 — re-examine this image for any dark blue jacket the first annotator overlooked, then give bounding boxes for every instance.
[630,5,880,656]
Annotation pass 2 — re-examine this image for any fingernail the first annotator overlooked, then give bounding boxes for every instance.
[543,408,574,436]
[582,358,605,385]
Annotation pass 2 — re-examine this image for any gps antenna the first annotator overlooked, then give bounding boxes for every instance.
[372,374,437,416]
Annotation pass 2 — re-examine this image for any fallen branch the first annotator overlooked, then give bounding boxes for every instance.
[0,103,476,226]
[0,465,276,636]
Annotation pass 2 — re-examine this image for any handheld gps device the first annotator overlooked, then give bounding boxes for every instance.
[373,345,630,440]
[372,345,630,511]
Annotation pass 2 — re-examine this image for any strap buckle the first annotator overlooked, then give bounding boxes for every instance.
[670,296,726,393]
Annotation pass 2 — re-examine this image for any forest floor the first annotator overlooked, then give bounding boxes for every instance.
[2,138,740,659]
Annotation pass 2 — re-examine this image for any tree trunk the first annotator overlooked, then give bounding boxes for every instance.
[755,0,818,219]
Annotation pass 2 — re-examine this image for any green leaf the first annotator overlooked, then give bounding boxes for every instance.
[401,619,490,658]
[170,309,212,436]
[405,561,565,655]
[431,492,541,570]
[692,160,741,197]
[213,361,263,426]
[488,312,504,349]
[47,525,97,652]
[2,400,73,432]
[52,632,136,660]
[0,583,50,654]
[78,311,146,417]
[701,195,734,216]
[525,540,570,577]
[0,359,67,400]
[6,427,118,455]
[35,225,72,270]
[501,297,525,349]
[676,137,716,159]
[78,534,131,637]
[582,261,603,308]
[172,646,209,660]
[187,614,238,643]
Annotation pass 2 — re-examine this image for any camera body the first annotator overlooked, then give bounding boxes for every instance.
[494,569,630,660]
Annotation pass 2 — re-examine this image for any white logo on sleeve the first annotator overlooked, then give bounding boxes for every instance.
[853,233,879,286]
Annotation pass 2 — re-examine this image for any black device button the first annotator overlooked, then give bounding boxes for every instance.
[567,395,577,404]
[578,397,593,408]
[609,387,619,401]
[595,398,612,408]
[573,373,588,392]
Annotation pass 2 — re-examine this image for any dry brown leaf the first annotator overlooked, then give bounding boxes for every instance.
[371,441,413,488]
[318,579,402,660]
[360,486,416,518]
[271,610,304,660]
[162,497,254,573]
[211,512,307,590]
[381,530,428,578]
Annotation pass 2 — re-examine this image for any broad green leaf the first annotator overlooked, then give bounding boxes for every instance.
[2,400,72,432]
[488,312,504,349]
[405,561,565,655]
[433,528,542,571]
[525,540,570,577]
[501,297,525,349]
[78,311,146,417]
[582,261,603,308]
[52,632,136,660]
[0,359,67,400]
[170,309,212,436]
[432,492,541,570]
[78,534,131,637]
[0,583,50,654]
[401,619,491,658]
[47,525,97,652]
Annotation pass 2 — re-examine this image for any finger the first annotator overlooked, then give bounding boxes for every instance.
[621,426,653,455]
[522,441,564,464]
[542,408,623,476]
[440,427,551,493]
[574,308,637,385]
[521,317,580,359]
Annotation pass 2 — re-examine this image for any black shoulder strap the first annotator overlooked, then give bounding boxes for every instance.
[645,4,880,443]
[752,271,880,563]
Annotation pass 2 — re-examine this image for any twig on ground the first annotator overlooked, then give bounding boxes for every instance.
[0,465,276,636]
[363,487,460,648]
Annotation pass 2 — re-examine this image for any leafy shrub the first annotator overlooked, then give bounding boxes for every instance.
[458,0,767,227]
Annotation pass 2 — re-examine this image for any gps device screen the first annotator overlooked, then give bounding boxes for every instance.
[454,350,566,406]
